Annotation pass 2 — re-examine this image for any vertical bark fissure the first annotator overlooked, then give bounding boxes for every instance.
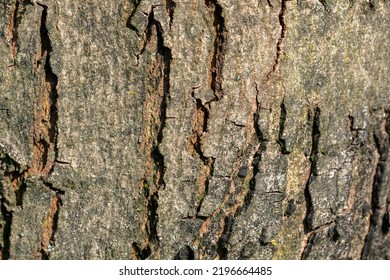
[189,90,215,219]
[32,3,59,177]
[303,107,321,233]
[37,194,62,259]
[165,0,176,30]
[244,88,266,210]
[0,148,29,259]
[216,214,233,259]
[153,19,169,190]
[318,0,329,12]
[205,0,226,102]
[132,6,171,258]
[33,3,63,260]
[300,107,321,258]
[208,84,268,258]
[266,0,287,80]
[126,0,143,35]
[0,204,12,260]
[277,99,290,154]
[361,110,389,259]
[187,0,227,221]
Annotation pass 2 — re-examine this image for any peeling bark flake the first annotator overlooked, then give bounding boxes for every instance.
[36,194,62,259]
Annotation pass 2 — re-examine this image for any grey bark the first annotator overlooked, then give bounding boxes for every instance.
[0,0,389,260]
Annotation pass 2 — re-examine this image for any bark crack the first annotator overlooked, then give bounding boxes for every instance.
[189,89,215,218]
[300,221,334,259]
[32,3,59,177]
[277,98,290,154]
[205,0,226,102]
[126,0,143,36]
[37,194,62,259]
[244,81,267,211]
[0,147,29,259]
[193,82,268,259]
[216,214,234,259]
[30,3,64,260]
[165,0,176,30]
[361,109,389,259]
[303,107,321,233]
[132,5,171,259]
[266,0,287,80]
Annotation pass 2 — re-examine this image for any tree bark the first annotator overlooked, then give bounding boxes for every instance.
[0,0,389,260]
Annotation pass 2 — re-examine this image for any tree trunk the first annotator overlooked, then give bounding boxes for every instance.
[0,0,389,260]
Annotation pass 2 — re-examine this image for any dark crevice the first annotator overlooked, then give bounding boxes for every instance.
[267,0,274,8]
[146,192,159,245]
[188,0,227,219]
[253,83,267,142]
[266,0,287,80]
[382,209,389,235]
[134,7,171,257]
[165,0,176,30]
[361,110,389,259]
[189,90,216,218]
[15,181,27,208]
[40,3,59,166]
[303,107,321,233]
[174,245,195,260]
[190,90,210,162]
[284,199,296,217]
[301,221,334,259]
[1,1,60,261]
[182,215,208,221]
[126,0,142,35]
[301,232,317,260]
[0,149,28,259]
[277,99,290,154]
[216,214,234,259]
[244,155,258,210]
[243,88,267,210]
[132,242,151,260]
[230,121,246,128]
[132,5,153,63]
[50,195,62,243]
[0,200,12,260]
[205,0,227,102]
[329,224,341,242]
[368,0,375,11]
[43,181,65,196]
[153,14,170,190]
[33,3,59,176]
[348,115,359,149]
[319,0,329,12]
[139,179,159,259]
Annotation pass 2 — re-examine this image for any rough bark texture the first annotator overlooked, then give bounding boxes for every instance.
[0,0,389,260]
